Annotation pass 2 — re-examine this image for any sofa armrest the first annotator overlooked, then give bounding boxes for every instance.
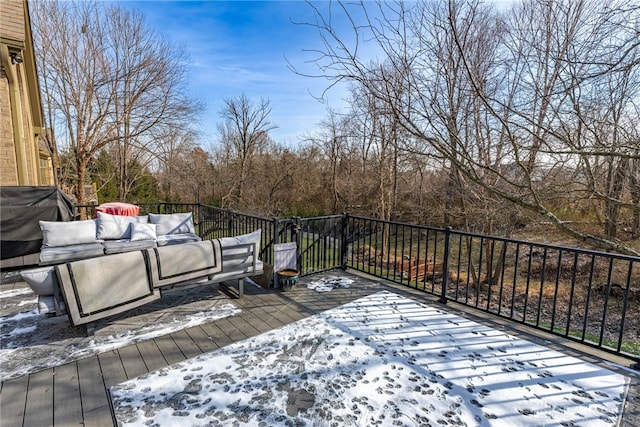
[147,239,222,288]
[56,250,160,326]
[221,242,259,272]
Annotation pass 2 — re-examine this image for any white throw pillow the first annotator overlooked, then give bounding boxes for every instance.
[130,223,157,241]
[40,219,98,247]
[97,212,148,240]
[149,212,195,236]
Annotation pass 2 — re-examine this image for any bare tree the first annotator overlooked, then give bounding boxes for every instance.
[154,130,201,202]
[217,94,276,208]
[32,0,201,204]
[294,0,640,255]
[303,109,350,212]
[454,0,640,253]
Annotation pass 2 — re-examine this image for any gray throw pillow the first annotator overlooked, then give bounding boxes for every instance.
[149,212,195,236]
[97,212,148,240]
[21,266,57,295]
[40,219,98,247]
[130,223,157,241]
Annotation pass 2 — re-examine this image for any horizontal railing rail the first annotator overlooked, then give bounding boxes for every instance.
[75,203,639,365]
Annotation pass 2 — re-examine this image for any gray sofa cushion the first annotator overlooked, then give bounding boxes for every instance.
[21,266,57,295]
[156,233,201,246]
[218,229,262,263]
[149,212,195,236]
[218,229,261,248]
[97,212,148,240]
[40,219,100,247]
[39,243,105,264]
[103,239,157,255]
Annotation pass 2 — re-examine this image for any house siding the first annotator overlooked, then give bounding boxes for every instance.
[0,0,26,42]
[0,0,52,186]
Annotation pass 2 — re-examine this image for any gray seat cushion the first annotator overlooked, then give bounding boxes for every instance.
[155,233,201,246]
[103,239,157,255]
[39,243,105,264]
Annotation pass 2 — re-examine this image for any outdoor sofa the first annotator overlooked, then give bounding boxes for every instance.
[37,211,201,265]
[20,214,263,333]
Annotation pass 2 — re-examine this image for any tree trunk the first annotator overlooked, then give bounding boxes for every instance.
[604,158,627,239]
[630,158,640,239]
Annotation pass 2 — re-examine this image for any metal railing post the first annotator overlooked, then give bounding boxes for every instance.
[439,226,452,304]
[341,212,349,270]
[271,217,280,266]
[273,218,280,246]
[293,216,302,273]
[226,208,233,237]
[196,203,203,238]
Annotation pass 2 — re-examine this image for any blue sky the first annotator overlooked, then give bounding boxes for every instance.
[121,1,355,147]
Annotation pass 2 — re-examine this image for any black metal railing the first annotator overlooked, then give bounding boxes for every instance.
[298,215,345,275]
[342,214,639,365]
[76,203,639,364]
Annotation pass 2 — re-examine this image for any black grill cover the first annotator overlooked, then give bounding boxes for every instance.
[1,186,76,260]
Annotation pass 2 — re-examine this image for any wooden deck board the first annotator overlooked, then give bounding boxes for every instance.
[240,311,273,334]
[98,350,128,388]
[198,319,234,348]
[262,305,305,326]
[117,344,147,380]
[229,315,261,339]
[53,362,82,426]
[154,334,186,366]
[135,339,167,373]
[251,304,292,332]
[0,375,28,427]
[1,271,637,426]
[184,325,219,354]
[77,356,112,426]
[213,316,247,343]
[23,368,54,427]
[171,329,203,360]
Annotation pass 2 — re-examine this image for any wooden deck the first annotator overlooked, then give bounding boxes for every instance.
[1,270,638,427]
